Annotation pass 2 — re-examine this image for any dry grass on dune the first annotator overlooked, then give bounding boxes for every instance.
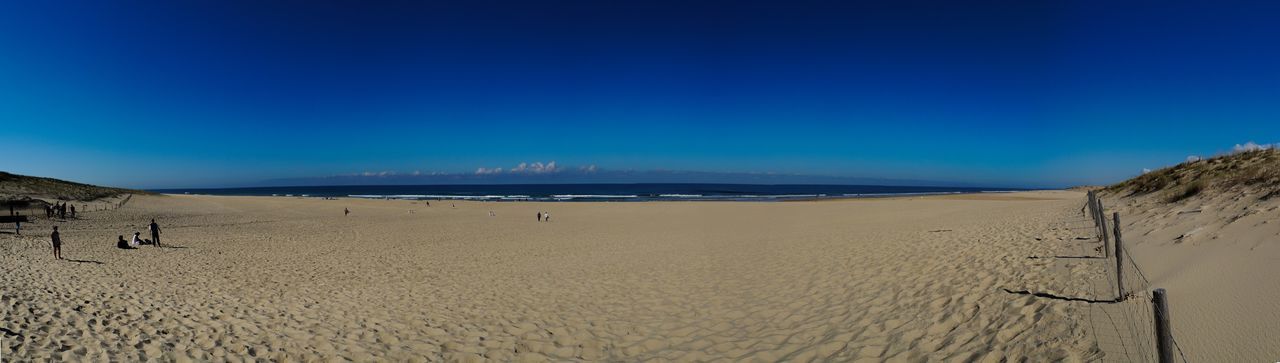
[1106,148,1280,203]
[0,171,143,202]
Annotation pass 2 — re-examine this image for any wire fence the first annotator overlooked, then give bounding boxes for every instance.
[3,193,133,225]
[1081,190,1190,363]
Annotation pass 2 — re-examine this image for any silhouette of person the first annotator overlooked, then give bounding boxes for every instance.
[149,219,162,247]
[51,226,62,260]
[537,212,542,222]
[70,205,76,219]
[117,235,135,249]
[344,208,350,216]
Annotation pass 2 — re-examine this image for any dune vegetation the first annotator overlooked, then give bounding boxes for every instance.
[1106,148,1280,203]
[0,171,142,202]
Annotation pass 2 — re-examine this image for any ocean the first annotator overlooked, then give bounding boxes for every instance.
[151,184,1023,202]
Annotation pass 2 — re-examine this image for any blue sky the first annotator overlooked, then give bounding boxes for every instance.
[3,1,1278,189]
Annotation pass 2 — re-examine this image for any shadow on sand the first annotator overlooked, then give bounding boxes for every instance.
[0,327,22,339]
[1002,288,1119,304]
[1026,255,1105,260]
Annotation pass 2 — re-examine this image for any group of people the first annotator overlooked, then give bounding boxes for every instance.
[49,219,163,259]
[537,211,551,222]
[117,219,163,249]
[45,202,75,219]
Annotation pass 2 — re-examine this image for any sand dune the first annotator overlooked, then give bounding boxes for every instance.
[1102,189,1280,362]
[3,191,1118,361]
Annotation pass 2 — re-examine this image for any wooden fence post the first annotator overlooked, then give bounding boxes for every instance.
[1097,196,1109,258]
[1097,198,1109,249]
[1089,192,1100,237]
[1112,211,1123,253]
[1153,288,1174,363]
[1115,212,1125,301]
[1084,191,1093,217]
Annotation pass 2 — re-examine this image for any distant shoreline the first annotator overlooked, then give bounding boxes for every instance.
[152,183,1029,202]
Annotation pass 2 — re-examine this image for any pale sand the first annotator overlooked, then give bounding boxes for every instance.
[2,191,1115,361]
[1103,189,1280,362]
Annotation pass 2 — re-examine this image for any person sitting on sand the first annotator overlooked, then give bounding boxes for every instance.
[117,235,135,249]
[132,231,152,246]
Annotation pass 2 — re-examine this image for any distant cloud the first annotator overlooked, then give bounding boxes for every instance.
[360,171,396,177]
[579,164,598,173]
[474,161,563,175]
[1142,168,1152,174]
[1232,141,1276,154]
[510,161,558,174]
[1185,155,1202,163]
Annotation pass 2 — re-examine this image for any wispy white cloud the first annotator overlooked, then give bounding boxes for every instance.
[509,161,559,174]
[1232,141,1276,154]
[1142,168,1152,174]
[1186,155,1202,163]
[349,161,581,177]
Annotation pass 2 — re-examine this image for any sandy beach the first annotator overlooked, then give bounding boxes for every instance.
[1,191,1143,361]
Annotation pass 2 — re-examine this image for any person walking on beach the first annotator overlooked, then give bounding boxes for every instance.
[537,212,542,221]
[544,212,550,222]
[50,226,63,260]
[344,208,350,216]
[149,219,162,247]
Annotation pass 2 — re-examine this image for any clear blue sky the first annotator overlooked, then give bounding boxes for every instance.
[3,1,1278,189]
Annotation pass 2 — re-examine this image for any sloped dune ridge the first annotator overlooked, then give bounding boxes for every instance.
[1101,149,1280,361]
[3,191,1107,361]
[0,171,138,202]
